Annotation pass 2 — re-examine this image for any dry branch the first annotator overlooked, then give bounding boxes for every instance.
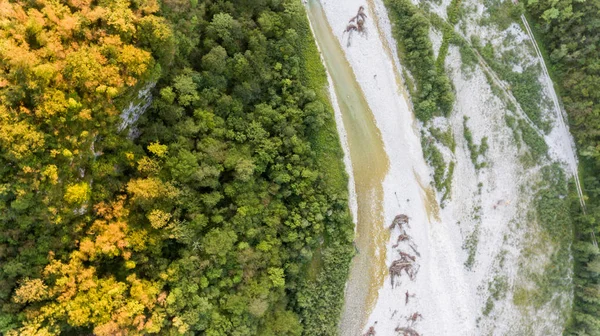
[409,244,421,258]
[389,251,419,287]
[395,326,420,336]
[363,326,376,336]
[343,6,368,46]
[407,312,423,323]
[392,233,410,248]
[389,214,409,230]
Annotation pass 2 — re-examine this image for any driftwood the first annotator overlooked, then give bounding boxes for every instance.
[343,6,367,46]
[392,233,410,248]
[389,260,414,286]
[362,326,376,336]
[395,327,420,336]
[389,251,418,287]
[405,291,416,305]
[399,251,416,262]
[389,214,409,230]
[407,312,423,323]
[392,228,419,257]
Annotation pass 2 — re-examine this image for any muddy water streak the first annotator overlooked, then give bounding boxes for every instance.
[306,1,390,334]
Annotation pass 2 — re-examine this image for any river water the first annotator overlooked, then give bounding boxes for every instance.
[305,0,391,334]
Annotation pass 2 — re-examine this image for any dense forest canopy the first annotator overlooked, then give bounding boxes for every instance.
[0,0,353,334]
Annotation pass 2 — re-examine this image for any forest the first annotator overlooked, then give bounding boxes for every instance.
[525,0,600,334]
[0,0,353,335]
[3,0,600,333]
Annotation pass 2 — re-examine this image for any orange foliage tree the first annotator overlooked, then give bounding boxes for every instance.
[0,0,174,332]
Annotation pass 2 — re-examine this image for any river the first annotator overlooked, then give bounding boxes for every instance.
[305,0,391,334]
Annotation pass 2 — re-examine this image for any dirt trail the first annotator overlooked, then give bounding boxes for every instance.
[456,11,595,245]
[518,13,595,245]
[455,34,546,139]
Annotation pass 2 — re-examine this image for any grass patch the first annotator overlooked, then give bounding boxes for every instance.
[479,0,524,31]
[463,116,489,169]
[504,113,522,149]
[483,275,509,316]
[463,223,480,270]
[459,44,478,74]
[430,126,456,153]
[503,113,548,166]
[518,118,548,165]
[535,165,571,239]
[515,164,573,320]
[472,38,550,133]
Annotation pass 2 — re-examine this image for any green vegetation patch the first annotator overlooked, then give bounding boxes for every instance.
[385,0,455,121]
[421,133,447,189]
[463,222,480,270]
[514,164,573,325]
[502,113,548,166]
[421,130,454,203]
[430,126,456,153]
[483,275,508,316]
[518,119,548,165]
[463,116,489,170]
[472,37,550,133]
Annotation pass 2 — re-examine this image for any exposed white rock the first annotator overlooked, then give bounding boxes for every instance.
[119,82,156,138]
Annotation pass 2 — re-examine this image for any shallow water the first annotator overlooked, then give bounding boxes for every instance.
[305,0,390,334]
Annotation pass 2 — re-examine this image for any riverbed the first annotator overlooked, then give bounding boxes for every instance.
[306,0,466,334]
[305,1,390,333]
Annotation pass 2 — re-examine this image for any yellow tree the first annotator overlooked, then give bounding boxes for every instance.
[10,197,168,335]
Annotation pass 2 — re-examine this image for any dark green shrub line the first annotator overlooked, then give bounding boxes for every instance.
[385,0,455,121]
[446,0,462,26]
[442,160,455,203]
[430,127,456,153]
[421,133,447,190]
[463,223,480,270]
[421,131,454,203]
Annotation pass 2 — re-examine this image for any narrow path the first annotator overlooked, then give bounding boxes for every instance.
[517,13,596,246]
[459,36,547,139]
[518,14,582,205]
[454,10,591,232]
